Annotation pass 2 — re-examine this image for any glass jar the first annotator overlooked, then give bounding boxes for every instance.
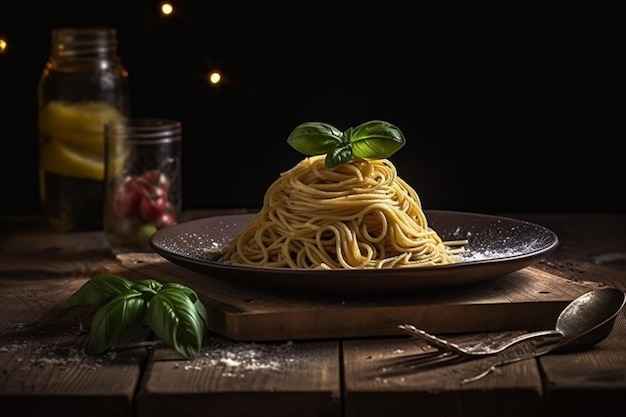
[104,119,182,254]
[38,27,130,232]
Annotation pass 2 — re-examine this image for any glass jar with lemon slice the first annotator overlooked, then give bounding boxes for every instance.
[38,27,130,232]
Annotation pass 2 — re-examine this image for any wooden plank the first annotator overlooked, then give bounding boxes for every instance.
[342,337,544,417]
[0,277,148,417]
[0,225,149,417]
[101,253,602,341]
[135,334,342,417]
[540,315,626,417]
[0,341,145,417]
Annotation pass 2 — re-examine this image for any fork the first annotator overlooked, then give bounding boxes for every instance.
[378,325,554,376]
[398,324,563,358]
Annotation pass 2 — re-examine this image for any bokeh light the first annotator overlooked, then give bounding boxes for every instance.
[0,36,7,55]
[208,71,222,86]
[160,2,174,16]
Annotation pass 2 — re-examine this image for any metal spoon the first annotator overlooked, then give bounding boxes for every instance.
[461,287,626,383]
[401,287,625,357]
[547,287,626,351]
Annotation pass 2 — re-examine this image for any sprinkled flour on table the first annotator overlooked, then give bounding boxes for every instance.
[0,339,118,370]
[174,340,297,375]
[2,335,299,376]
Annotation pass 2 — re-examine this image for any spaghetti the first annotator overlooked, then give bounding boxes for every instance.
[218,155,466,269]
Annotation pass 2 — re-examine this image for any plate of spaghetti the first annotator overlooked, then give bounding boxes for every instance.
[150,121,559,292]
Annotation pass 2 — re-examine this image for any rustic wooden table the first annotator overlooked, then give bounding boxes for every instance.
[1,210,625,417]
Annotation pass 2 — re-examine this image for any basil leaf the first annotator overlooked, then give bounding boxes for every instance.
[162,282,197,301]
[287,120,407,167]
[348,120,406,159]
[131,279,163,295]
[325,144,353,168]
[59,274,210,359]
[287,122,343,155]
[162,283,209,328]
[56,274,133,318]
[146,288,207,360]
[86,290,147,355]
[193,299,209,331]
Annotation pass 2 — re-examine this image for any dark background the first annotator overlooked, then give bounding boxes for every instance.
[1,1,624,216]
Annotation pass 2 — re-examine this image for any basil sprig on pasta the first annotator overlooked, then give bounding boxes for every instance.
[287,120,406,168]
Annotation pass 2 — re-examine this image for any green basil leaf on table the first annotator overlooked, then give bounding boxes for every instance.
[56,274,133,318]
[162,282,209,328]
[131,279,163,294]
[86,290,147,355]
[146,288,207,360]
[57,275,209,360]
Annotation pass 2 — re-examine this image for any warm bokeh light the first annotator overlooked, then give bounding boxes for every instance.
[0,36,7,55]
[208,71,222,86]
[160,2,174,16]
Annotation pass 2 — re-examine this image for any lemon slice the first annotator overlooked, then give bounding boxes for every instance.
[45,132,105,155]
[41,139,104,180]
[39,101,127,179]
[39,101,125,134]
[41,139,129,181]
[39,101,125,157]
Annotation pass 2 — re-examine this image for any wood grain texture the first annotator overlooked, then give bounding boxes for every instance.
[0,279,148,417]
[343,337,544,417]
[0,225,147,417]
[135,334,341,417]
[539,317,626,417]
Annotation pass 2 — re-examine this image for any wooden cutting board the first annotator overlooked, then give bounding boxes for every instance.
[100,253,602,341]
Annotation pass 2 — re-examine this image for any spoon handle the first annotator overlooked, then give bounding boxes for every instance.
[494,329,562,352]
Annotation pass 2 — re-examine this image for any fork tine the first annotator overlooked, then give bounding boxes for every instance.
[398,324,467,355]
[378,324,493,377]
[379,351,470,376]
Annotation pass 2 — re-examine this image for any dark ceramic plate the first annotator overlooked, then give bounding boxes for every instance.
[150,210,559,292]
